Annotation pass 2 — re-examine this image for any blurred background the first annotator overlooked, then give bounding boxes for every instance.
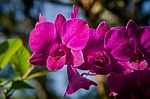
[0,0,150,99]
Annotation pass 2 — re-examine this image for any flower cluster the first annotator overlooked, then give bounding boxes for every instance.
[29,5,150,98]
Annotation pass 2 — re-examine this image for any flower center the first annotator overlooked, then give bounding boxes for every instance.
[129,50,148,70]
[94,51,110,67]
[130,50,144,62]
[50,44,65,61]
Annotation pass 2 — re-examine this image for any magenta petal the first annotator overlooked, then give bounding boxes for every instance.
[84,28,104,54]
[108,73,137,93]
[54,13,66,37]
[56,55,66,68]
[142,69,150,86]
[36,22,57,41]
[62,19,89,50]
[126,20,137,37]
[89,29,99,41]
[49,43,59,55]
[77,62,91,70]
[109,90,118,96]
[139,27,150,65]
[84,22,109,53]
[64,76,97,96]
[70,5,79,18]
[71,50,84,67]
[104,28,129,51]
[46,55,66,71]
[107,73,126,93]
[46,56,56,70]
[35,14,45,26]
[141,27,150,52]
[83,29,98,52]
[67,65,79,82]
[29,22,56,52]
[111,40,135,61]
[111,62,125,74]
[39,14,45,23]
[64,65,97,96]
[29,50,49,66]
[96,21,109,40]
[77,54,93,70]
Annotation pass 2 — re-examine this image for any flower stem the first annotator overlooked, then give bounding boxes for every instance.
[22,65,35,80]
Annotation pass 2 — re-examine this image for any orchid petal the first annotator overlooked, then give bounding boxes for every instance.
[84,22,109,53]
[139,27,150,65]
[54,13,66,37]
[126,20,137,37]
[62,19,89,50]
[111,39,135,61]
[107,73,127,93]
[46,55,66,71]
[67,65,79,82]
[39,14,46,23]
[108,72,138,94]
[29,50,49,66]
[142,69,150,87]
[71,50,84,67]
[77,55,93,70]
[35,14,46,26]
[70,5,79,18]
[29,22,56,52]
[141,27,150,52]
[104,28,130,51]
[111,61,125,74]
[84,28,104,54]
[96,21,109,40]
[64,65,97,96]
[49,43,59,55]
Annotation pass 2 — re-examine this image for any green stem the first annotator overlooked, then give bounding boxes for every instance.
[0,66,35,99]
[22,65,35,80]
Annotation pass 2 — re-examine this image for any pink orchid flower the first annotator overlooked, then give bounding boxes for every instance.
[29,8,89,71]
[77,22,125,75]
[126,20,150,67]
[29,14,66,70]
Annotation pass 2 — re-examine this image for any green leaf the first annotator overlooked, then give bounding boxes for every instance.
[12,80,33,89]
[11,46,30,76]
[26,71,49,80]
[0,41,9,54]
[0,39,22,69]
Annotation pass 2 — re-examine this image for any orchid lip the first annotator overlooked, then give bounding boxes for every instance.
[130,50,144,62]
[50,44,66,60]
[94,51,110,67]
[128,60,148,71]
[128,49,148,70]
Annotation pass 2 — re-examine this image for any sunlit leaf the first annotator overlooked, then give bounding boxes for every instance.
[12,80,33,89]
[0,39,22,69]
[26,71,49,80]
[11,46,30,76]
